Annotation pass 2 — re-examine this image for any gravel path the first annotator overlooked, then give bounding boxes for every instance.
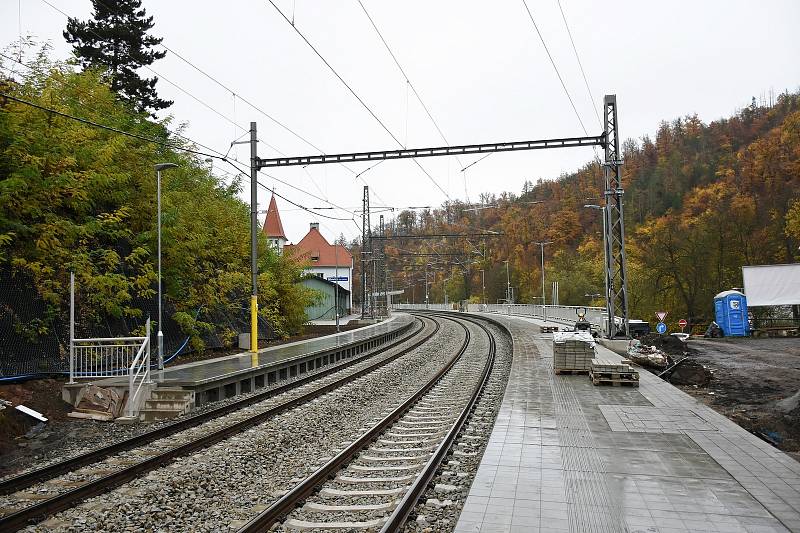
[22,316,466,532]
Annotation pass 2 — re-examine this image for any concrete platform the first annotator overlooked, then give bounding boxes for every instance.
[457,313,800,532]
[81,313,413,407]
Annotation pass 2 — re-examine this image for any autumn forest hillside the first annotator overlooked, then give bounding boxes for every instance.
[371,92,800,328]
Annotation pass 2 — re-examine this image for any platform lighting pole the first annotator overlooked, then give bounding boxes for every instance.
[535,241,553,323]
[584,204,609,334]
[479,269,485,305]
[155,162,178,372]
[443,277,449,306]
[248,123,260,354]
[504,261,511,305]
[425,263,430,309]
[334,241,340,332]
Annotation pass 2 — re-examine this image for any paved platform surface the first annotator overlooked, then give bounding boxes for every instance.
[96,314,411,387]
[457,313,800,533]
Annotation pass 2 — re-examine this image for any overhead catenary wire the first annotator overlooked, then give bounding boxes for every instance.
[266,0,452,201]
[556,0,602,130]
[519,0,590,138]
[90,0,390,205]
[355,0,467,198]
[0,91,228,161]
[39,0,250,134]
[0,53,235,162]
[38,0,365,209]
[219,158,363,235]
[88,0,325,156]
[1,89,363,237]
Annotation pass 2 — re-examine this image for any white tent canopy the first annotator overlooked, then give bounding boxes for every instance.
[742,264,800,306]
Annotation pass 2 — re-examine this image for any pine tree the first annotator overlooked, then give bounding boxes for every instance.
[63,0,172,114]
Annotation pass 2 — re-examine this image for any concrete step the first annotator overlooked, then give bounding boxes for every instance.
[139,407,184,422]
[150,388,193,401]
[144,398,191,411]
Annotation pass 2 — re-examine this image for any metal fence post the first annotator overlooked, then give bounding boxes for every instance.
[145,317,152,384]
[69,272,75,384]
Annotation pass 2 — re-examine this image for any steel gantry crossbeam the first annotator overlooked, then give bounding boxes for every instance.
[372,232,505,240]
[254,135,605,169]
[248,95,630,338]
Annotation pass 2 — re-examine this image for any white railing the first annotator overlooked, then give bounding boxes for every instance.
[69,328,150,381]
[468,303,607,328]
[393,303,455,311]
[127,320,151,418]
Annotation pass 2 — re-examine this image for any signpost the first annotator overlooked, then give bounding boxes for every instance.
[678,319,688,332]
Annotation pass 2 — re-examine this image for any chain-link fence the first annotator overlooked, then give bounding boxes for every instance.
[0,269,274,379]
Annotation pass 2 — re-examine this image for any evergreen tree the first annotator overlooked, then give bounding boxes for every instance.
[63,0,172,114]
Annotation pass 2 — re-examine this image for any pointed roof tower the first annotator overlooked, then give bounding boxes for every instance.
[262,194,287,240]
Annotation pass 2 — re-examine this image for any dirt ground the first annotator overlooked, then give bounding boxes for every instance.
[0,323,365,477]
[675,336,800,462]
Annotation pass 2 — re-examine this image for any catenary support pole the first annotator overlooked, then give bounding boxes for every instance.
[250,122,259,354]
[603,95,630,338]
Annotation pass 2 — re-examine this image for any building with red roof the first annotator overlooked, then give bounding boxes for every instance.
[262,194,287,253]
[285,223,354,313]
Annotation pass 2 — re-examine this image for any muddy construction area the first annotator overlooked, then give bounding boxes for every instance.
[675,337,800,462]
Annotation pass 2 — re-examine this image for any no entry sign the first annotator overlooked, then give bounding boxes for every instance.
[678,319,688,329]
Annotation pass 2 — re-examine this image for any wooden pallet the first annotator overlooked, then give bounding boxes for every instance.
[589,371,639,387]
[554,368,590,375]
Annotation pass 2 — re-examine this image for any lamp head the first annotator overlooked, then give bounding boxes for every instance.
[155,163,179,171]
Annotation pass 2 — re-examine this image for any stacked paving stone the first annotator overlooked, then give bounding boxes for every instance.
[552,331,596,372]
[590,357,639,387]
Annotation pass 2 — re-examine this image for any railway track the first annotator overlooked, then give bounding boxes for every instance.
[0,316,440,531]
[238,313,498,533]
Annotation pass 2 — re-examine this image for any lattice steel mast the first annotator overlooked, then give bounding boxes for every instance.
[602,95,629,337]
[361,186,372,319]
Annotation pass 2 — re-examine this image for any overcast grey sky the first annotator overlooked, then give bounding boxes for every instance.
[2,0,799,244]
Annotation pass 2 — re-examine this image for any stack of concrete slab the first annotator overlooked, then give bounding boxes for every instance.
[590,357,639,387]
[552,331,596,373]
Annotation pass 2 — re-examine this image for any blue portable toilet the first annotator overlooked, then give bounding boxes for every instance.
[713,290,749,337]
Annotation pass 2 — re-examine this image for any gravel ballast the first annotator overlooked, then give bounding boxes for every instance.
[21,316,469,532]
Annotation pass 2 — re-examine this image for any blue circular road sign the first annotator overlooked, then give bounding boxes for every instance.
[656,322,667,334]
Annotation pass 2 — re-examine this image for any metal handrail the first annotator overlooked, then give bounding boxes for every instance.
[74,335,147,343]
[126,318,151,418]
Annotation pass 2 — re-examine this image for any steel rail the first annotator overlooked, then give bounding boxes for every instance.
[381,313,496,532]
[0,319,418,496]
[238,313,490,533]
[0,317,437,531]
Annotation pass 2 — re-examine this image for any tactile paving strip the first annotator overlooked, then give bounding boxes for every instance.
[535,338,627,533]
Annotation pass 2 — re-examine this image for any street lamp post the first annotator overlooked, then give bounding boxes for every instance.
[479,269,485,305]
[443,277,449,306]
[425,263,429,309]
[334,241,339,333]
[584,204,610,336]
[504,260,511,304]
[535,241,553,322]
[154,163,178,374]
